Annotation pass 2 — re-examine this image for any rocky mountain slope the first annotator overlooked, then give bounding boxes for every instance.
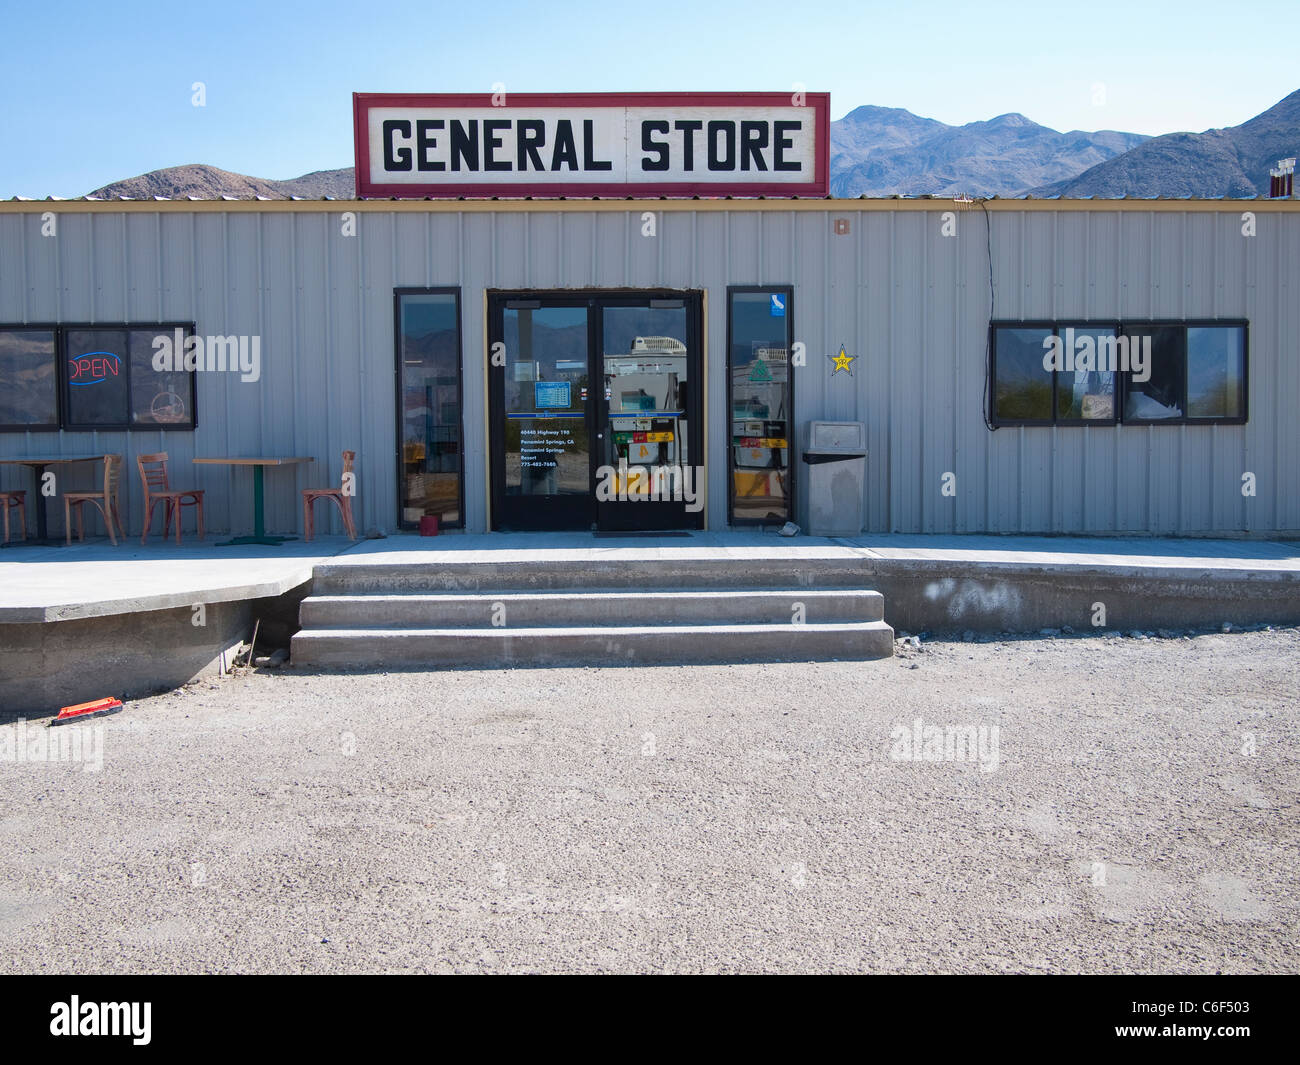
[1029,89,1300,198]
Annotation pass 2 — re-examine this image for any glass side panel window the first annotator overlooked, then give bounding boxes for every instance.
[130,328,194,426]
[994,327,1053,422]
[1054,326,1117,422]
[397,291,463,527]
[0,329,57,428]
[1121,326,1186,422]
[728,289,792,524]
[1186,326,1245,420]
[64,328,130,428]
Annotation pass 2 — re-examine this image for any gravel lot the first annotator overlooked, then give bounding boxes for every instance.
[1,628,1297,974]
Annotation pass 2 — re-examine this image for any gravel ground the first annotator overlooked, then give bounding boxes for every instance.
[1,628,1297,974]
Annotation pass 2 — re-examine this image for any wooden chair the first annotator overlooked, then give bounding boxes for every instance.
[138,452,205,545]
[1,489,26,544]
[302,450,357,542]
[64,455,125,546]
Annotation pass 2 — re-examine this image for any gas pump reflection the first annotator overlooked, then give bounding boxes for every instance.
[603,335,688,495]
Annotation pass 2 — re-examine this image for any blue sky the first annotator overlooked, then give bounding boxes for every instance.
[2,0,1297,198]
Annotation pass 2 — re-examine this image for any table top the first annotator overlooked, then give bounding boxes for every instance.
[193,457,314,466]
[0,455,107,466]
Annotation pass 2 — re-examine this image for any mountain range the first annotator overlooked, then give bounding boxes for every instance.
[1028,88,1300,198]
[80,90,1299,201]
[829,106,1146,197]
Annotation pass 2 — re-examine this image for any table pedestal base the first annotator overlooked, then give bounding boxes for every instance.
[213,465,303,548]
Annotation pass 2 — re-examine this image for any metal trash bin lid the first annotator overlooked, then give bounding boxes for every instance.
[802,420,867,459]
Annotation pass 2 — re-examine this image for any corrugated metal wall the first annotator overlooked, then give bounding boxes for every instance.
[0,203,1294,537]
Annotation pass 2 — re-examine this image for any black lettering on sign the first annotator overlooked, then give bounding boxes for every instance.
[774,120,801,171]
[707,120,736,171]
[450,119,478,171]
[517,119,546,170]
[416,119,445,172]
[483,119,511,172]
[583,119,613,171]
[740,121,768,171]
[552,120,579,171]
[383,119,412,171]
[674,120,702,171]
[641,120,670,171]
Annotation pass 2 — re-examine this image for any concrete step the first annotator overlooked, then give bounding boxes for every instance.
[311,556,875,594]
[299,589,885,629]
[291,620,896,668]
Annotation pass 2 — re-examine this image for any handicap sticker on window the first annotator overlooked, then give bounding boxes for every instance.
[769,293,785,317]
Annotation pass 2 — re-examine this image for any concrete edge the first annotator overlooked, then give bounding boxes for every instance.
[1,567,317,625]
[855,557,1300,584]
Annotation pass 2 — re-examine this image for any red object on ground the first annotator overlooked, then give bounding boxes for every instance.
[51,697,123,726]
[419,516,439,536]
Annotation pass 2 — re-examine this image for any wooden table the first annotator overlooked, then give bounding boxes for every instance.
[194,457,314,546]
[0,456,107,546]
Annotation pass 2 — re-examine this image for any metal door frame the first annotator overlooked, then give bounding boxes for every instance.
[487,289,704,532]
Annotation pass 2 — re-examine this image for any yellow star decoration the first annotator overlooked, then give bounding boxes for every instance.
[830,345,857,375]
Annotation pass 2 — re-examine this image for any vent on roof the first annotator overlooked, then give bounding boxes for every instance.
[1269,158,1296,198]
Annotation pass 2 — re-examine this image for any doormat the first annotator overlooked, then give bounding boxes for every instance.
[593,530,694,538]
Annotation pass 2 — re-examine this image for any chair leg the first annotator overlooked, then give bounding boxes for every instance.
[19,499,25,541]
[302,495,312,543]
[196,497,205,541]
[64,497,72,546]
[342,496,357,540]
[175,500,183,545]
[3,502,9,545]
[101,500,117,547]
[110,502,123,543]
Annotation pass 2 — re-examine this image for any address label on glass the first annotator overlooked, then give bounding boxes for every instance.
[534,380,572,409]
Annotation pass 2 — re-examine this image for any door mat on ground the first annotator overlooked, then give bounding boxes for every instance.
[593,530,694,538]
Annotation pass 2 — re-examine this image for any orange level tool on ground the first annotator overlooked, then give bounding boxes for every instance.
[50,697,123,726]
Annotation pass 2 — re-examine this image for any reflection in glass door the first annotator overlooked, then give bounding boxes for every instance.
[597,300,701,531]
[493,301,593,530]
[489,292,703,532]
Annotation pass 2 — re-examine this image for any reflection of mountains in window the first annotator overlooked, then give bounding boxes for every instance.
[520,322,589,377]
[402,326,459,365]
[402,326,460,424]
[0,331,57,424]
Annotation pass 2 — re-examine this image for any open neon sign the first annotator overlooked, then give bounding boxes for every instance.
[69,351,121,386]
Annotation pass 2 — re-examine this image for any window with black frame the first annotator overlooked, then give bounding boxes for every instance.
[728,287,793,524]
[0,328,58,429]
[0,323,196,432]
[396,289,464,529]
[990,320,1246,427]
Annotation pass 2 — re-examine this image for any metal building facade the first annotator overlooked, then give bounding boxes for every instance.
[0,198,1295,537]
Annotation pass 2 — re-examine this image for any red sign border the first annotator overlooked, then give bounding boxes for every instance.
[352,92,830,199]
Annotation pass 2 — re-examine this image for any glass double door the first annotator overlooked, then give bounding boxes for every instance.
[489,291,703,531]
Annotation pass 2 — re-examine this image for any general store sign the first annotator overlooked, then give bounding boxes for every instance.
[353,92,830,198]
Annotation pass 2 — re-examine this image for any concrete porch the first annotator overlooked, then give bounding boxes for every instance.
[2,530,1298,713]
